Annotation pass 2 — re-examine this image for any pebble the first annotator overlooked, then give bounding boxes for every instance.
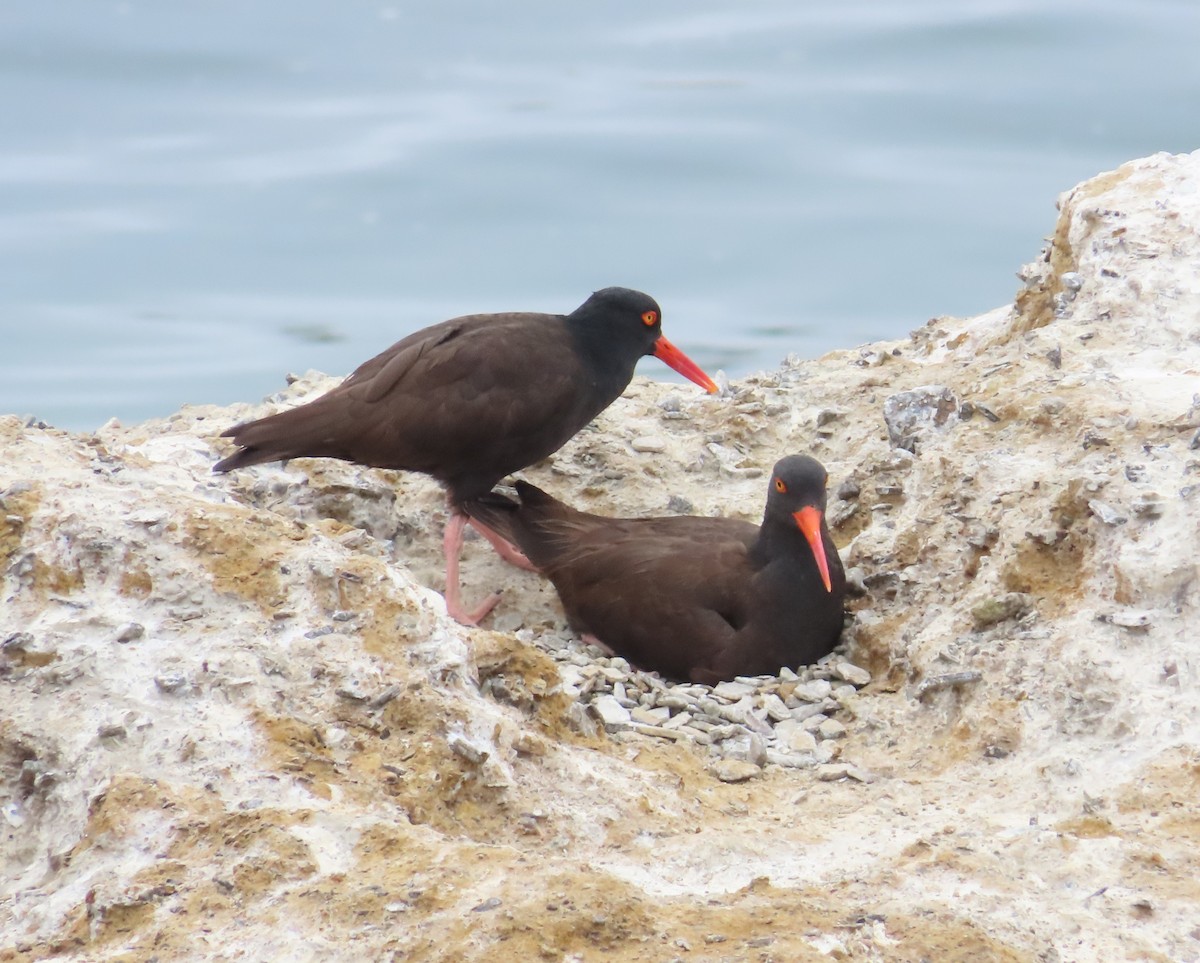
[834,662,871,687]
[1088,499,1127,526]
[566,703,598,738]
[662,711,693,730]
[712,680,756,701]
[154,673,188,694]
[705,443,763,478]
[447,734,489,765]
[772,721,818,754]
[710,759,761,783]
[115,622,145,644]
[915,670,983,700]
[971,592,1033,629]
[591,695,632,731]
[765,750,818,769]
[631,705,670,726]
[557,664,585,694]
[630,435,667,454]
[513,733,546,756]
[717,731,767,767]
[788,703,828,723]
[818,718,848,740]
[760,693,791,722]
[791,680,832,703]
[816,763,875,783]
[1107,609,1153,630]
[813,743,839,765]
[632,723,687,742]
[1060,271,1084,292]
[665,495,694,514]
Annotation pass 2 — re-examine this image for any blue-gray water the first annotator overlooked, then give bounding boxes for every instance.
[3,1,1198,431]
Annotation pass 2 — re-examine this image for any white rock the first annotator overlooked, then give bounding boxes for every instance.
[1088,499,1127,525]
[792,680,832,703]
[709,759,761,783]
[818,718,848,740]
[759,693,791,722]
[711,680,756,702]
[630,435,667,453]
[1108,609,1153,630]
[630,705,671,726]
[772,720,818,754]
[718,731,767,766]
[834,662,871,687]
[591,695,631,730]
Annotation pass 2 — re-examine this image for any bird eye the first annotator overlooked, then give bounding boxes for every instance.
[774,478,787,493]
[641,310,658,326]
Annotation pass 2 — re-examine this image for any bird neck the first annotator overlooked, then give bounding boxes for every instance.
[750,513,830,576]
[565,318,643,393]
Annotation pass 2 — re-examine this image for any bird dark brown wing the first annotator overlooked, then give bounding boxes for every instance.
[216,312,621,499]
[549,521,758,665]
[467,484,763,679]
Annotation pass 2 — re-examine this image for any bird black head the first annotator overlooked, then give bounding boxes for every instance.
[568,287,717,393]
[765,454,835,591]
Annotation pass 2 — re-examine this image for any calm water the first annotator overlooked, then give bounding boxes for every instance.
[3,1,1198,431]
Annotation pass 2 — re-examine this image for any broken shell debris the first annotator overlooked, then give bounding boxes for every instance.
[537,628,871,776]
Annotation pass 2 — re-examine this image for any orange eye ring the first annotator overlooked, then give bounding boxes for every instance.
[774,478,787,493]
[641,310,658,326]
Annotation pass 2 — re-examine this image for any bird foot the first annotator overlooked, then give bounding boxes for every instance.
[445,590,502,626]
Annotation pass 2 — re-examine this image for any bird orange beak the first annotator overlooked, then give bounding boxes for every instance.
[652,335,719,394]
[793,505,833,593]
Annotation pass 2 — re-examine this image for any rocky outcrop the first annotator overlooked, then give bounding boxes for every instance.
[3,151,1199,962]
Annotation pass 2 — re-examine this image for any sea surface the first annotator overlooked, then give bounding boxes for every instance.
[3,1,1198,431]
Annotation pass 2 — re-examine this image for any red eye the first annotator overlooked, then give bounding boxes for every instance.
[641,310,658,326]
[774,478,787,493]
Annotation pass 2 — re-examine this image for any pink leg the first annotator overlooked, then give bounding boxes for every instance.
[468,518,538,572]
[581,632,616,657]
[442,512,501,625]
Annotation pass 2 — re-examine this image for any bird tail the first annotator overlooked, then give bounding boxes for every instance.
[461,489,523,546]
[213,401,352,473]
[462,480,574,568]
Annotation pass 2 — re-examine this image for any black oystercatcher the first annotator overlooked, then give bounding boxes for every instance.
[213,287,718,623]
[464,455,846,683]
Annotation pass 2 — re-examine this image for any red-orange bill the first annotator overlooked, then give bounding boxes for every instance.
[792,506,833,593]
[652,335,719,394]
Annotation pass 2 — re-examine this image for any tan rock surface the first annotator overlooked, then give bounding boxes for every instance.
[3,150,1200,961]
